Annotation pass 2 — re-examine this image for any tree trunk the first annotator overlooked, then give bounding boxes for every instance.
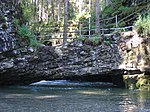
[95,0,100,34]
[34,0,37,20]
[79,0,83,16]
[51,0,55,21]
[46,0,49,22]
[57,0,60,22]
[105,0,111,7]
[38,0,41,22]
[63,0,68,45]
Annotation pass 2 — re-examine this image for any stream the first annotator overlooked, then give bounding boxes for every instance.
[0,80,150,112]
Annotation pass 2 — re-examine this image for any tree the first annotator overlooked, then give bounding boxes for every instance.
[63,0,69,45]
[57,0,61,22]
[105,0,111,7]
[95,0,100,34]
[51,0,55,21]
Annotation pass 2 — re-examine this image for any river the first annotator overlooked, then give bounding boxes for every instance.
[0,80,150,112]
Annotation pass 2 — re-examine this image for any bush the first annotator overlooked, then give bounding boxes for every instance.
[17,24,39,47]
[78,35,102,46]
[20,0,33,23]
[134,13,150,37]
[12,18,20,27]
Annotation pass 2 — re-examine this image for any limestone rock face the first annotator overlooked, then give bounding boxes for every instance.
[0,1,150,86]
[0,0,18,54]
[55,40,121,77]
[119,31,150,72]
[0,30,150,86]
[0,46,59,85]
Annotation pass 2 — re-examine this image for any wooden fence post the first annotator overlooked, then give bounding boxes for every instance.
[115,15,118,30]
[79,23,82,37]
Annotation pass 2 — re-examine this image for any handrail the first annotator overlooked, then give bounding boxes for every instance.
[100,16,116,22]
[31,2,149,43]
[118,5,149,23]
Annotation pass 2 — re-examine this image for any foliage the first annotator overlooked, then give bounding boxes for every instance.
[68,2,76,20]
[79,9,97,35]
[78,35,102,46]
[12,18,20,28]
[20,0,33,23]
[78,36,86,42]
[1,23,7,30]
[0,15,5,23]
[88,35,101,45]
[134,13,150,37]
[118,6,129,12]
[136,77,150,90]
[11,0,40,47]
[104,40,111,46]
[104,37,111,46]
[17,24,39,47]
[101,1,122,18]
[101,0,149,28]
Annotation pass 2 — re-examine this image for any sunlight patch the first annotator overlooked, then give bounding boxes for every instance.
[35,95,60,99]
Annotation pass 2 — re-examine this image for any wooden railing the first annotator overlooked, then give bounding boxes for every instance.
[29,4,149,46]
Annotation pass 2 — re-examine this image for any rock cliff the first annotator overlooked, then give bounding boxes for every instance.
[0,0,18,55]
[0,0,149,89]
[0,31,150,87]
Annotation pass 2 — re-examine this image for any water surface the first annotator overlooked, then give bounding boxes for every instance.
[0,80,150,112]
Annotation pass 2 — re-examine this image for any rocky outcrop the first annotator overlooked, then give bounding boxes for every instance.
[119,31,150,72]
[54,38,121,80]
[0,1,150,88]
[0,39,121,85]
[0,46,59,85]
[118,31,150,89]
[0,30,150,88]
[0,0,17,54]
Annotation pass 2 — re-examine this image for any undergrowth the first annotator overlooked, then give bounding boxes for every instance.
[134,12,150,37]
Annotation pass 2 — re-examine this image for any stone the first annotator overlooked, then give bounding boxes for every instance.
[0,3,150,89]
[80,51,88,56]
[1,59,14,69]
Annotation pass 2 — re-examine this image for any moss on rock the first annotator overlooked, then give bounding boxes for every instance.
[123,74,150,90]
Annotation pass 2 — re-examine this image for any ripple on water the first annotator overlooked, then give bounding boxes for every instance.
[0,81,149,112]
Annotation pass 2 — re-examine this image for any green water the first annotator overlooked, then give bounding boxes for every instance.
[0,81,150,112]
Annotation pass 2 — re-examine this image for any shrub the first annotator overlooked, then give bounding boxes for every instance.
[12,18,20,27]
[20,0,33,23]
[104,37,111,46]
[134,12,150,37]
[17,24,39,47]
[88,36,101,45]
[78,35,102,46]
[78,36,87,41]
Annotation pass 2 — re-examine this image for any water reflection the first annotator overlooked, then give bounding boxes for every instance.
[0,81,150,112]
[35,95,60,99]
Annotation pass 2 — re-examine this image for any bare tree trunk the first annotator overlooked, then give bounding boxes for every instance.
[46,0,49,22]
[95,0,100,34]
[79,0,83,16]
[51,0,55,21]
[105,0,111,6]
[34,0,37,20]
[63,0,68,45]
[57,0,60,22]
[41,0,44,22]
[38,0,41,22]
